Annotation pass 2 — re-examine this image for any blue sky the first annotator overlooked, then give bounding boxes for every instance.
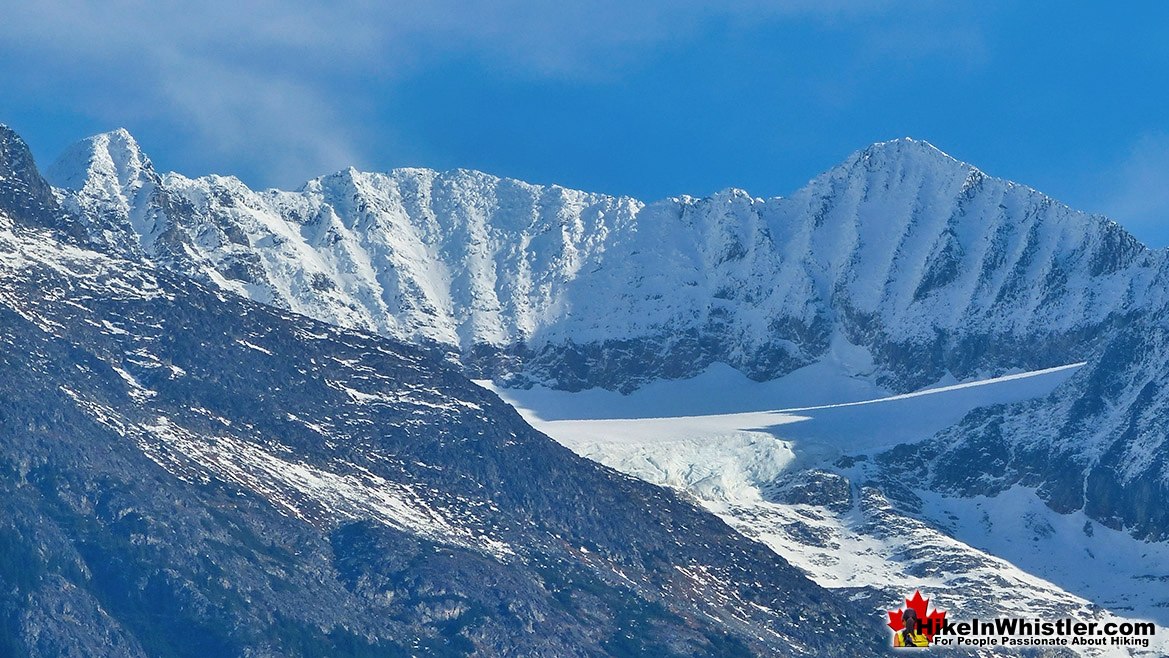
[2,2,1168,244]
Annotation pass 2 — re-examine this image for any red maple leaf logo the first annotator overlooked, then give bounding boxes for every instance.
[887,590,947,642]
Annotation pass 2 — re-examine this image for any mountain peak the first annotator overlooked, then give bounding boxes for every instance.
[45,127,157,193]
[806,136,981,197]
[855,136,968,170]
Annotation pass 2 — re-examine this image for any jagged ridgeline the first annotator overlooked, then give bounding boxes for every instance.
[47,129,1145,395]
[47,126,1169,543]
[1,125,885,656]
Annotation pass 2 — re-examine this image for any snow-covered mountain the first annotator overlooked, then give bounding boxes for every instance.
[2,124,891,656]
[49,128,1169,536]
[48,130,1155,394]
[39,124,1169,653]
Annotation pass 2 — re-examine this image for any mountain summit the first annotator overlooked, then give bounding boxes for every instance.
[45,127,155,193]
[845,136,969,172]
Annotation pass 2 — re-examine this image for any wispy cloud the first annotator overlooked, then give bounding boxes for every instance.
[1,1,386,185]
[0,0,968,187]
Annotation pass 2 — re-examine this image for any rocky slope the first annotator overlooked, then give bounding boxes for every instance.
[2,124,888,656]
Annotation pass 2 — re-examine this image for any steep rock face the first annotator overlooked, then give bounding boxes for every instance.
[0,125,60,231]
[1,128,885,656]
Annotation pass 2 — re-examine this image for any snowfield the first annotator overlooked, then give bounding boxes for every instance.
[485,357,1169,657]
